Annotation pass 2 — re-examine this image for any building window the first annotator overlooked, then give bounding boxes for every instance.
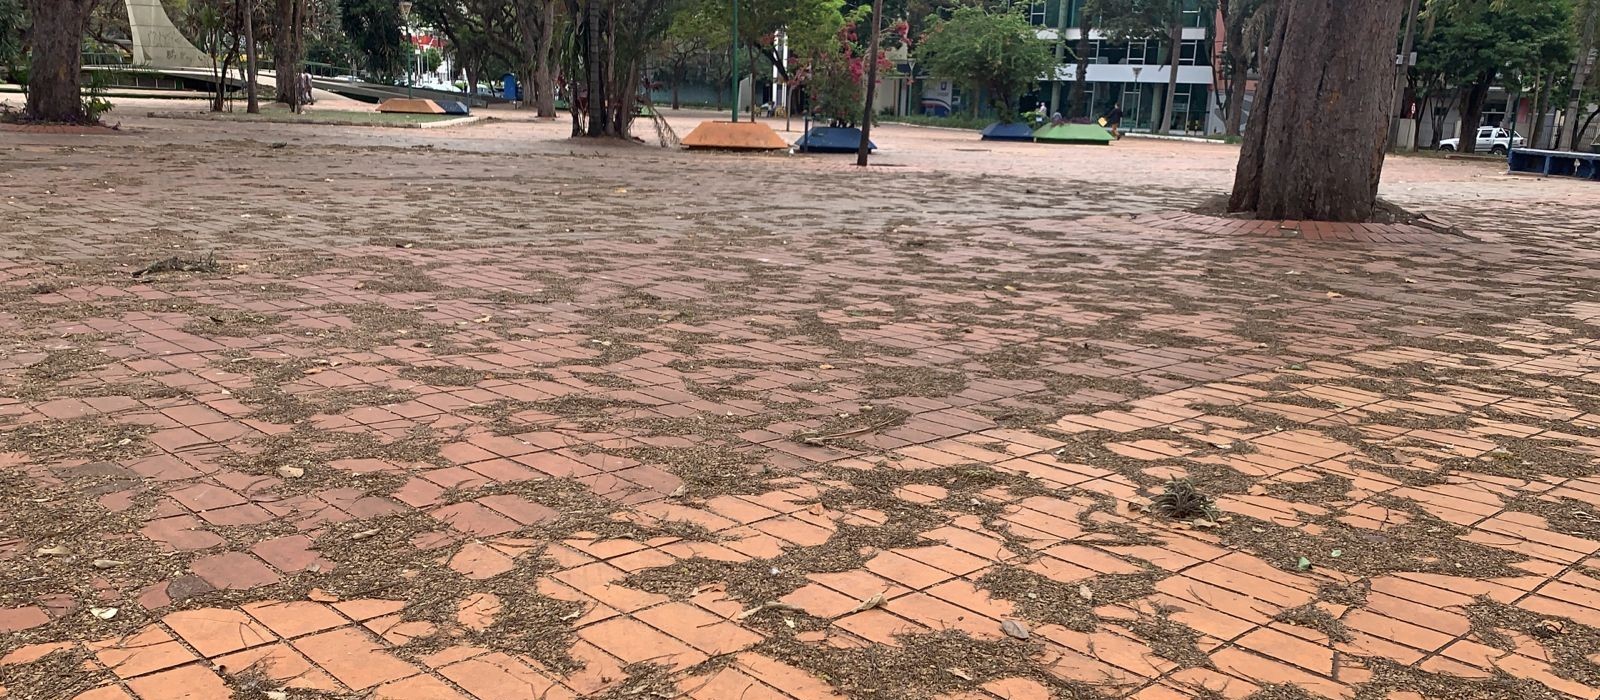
[1126,39,1149,65]
[1180,39,1199,65]
[1012,0,1047,25]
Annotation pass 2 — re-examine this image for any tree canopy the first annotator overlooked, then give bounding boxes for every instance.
[914,5,1053,122]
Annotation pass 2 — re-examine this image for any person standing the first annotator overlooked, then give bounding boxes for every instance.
[1105,102,1124,140]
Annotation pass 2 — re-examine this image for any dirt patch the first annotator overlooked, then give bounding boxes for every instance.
[978,566,1159,633]
[761,630,1103,700]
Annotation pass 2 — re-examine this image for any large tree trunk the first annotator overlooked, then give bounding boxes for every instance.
[1157,9,1181,134]
[535,0,558,118]
[1456,75,1491,153]
[1229,0,1409,222]
[273,0,298,103]
[24,0,97,123]
[1069,8,1091,118]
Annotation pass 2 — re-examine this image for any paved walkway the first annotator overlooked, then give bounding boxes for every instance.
[1,106,1598,700]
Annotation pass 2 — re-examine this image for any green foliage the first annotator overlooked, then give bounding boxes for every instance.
[914,6,1053,122]
[81,69,116,124]
[1086,0,1184,41]
[0,0,25,73]
[1419,0,1576,90]
[879,112,993,130]
[418,45,443,73]
[800,7,892,126]
[340,0,410,79]
[676,0,844,78]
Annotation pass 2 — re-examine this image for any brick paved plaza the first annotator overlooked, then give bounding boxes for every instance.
[1,105,1598,700]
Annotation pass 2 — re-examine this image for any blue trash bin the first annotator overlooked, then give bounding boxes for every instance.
[502,73,519,101]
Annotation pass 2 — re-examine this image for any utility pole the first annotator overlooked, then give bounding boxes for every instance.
[1050,0,1068,114]
[857,0,884,167]
[1388,0,1422,152]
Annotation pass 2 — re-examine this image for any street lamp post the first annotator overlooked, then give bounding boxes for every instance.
[400,0,414,98]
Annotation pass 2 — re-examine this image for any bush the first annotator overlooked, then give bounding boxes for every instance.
[878,113,993,131]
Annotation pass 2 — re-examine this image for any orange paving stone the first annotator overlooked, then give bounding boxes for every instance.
[5,108,1600,700]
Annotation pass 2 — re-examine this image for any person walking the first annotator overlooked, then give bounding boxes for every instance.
[1105,102,1124,140]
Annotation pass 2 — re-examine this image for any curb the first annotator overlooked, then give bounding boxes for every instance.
[145,111,487,129]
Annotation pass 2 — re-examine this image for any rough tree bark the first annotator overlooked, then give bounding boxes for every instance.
[24,0,98,123]
[535,0,558,118]
[1456,73,1492,153]
[1562,3,1597,149]
[273,0,300,103]
[1157,8,1180,134]
[244,0,261,114]
[1225,67,1247,134]
[1068,7,1091,118]
[1229,0,1409,222]
[585,0,603,136]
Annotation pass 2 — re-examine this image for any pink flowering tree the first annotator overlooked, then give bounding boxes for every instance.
[795,9,906,128]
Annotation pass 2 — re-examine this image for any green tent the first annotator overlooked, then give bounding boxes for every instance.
[1033,123,1115,145]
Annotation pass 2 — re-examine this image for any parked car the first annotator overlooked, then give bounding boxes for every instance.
[1438,126,1526,155]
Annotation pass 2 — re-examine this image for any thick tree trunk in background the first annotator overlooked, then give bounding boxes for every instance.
[534,0,557,118]
[1457,75,1491,153]
[273,0,297,103]
[24,0,96,123]
[1229,0,1408,222]
[1069,9,1091,118]
[1157,11,1180,134]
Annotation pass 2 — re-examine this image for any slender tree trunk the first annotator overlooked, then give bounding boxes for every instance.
[1049,0,1067,114]
[244,0,260,114]
[1229,0,1409,222]
[23,0,96,123]
[1563,5,1597,149]
[1430,91,1453,148]
[671,61,683,109]
[535,0,557,118]
[1225,64,1247,135]
[748,46,759,122]
[857,0,883,166]
[1158,8,1181,134]
[585,0,603,136]
[1530,73,1550,149]
[1069,8,1091,118]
